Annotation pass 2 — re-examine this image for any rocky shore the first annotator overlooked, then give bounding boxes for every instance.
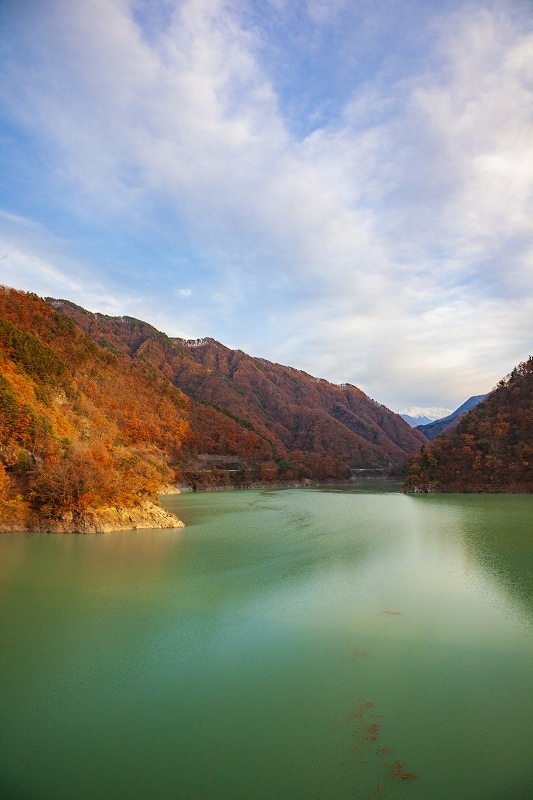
[0,498,184,534]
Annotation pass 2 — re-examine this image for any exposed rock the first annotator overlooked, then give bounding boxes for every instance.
[0,499,184,534]
[157,484,182,495]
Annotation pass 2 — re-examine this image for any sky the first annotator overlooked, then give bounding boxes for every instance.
[0,0,532,411]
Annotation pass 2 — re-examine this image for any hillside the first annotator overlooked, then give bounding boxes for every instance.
[416,395,487,440]
[404,359,533,492]
[50,299,426,479]
[0,287,194,530]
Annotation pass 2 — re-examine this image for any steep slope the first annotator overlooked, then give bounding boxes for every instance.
[404,360,533,492]
[416,395,487,440]
[0,287,190,530]
[50,299,426,476]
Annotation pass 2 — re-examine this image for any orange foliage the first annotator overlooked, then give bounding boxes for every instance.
[0,287,187,518]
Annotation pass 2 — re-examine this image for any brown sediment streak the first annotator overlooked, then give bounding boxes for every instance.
[382,610,402,615]
[342,702,418,795]
[336,648,371,668]
[389,761,418,781]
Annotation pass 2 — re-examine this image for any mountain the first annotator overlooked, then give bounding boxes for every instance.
[416,395,487,440]
[404,361,533,492]
[399,406,452,427]
[401,414,434,427]
[49,298,426,481]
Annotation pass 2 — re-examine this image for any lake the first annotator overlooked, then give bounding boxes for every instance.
[1,487,533,799]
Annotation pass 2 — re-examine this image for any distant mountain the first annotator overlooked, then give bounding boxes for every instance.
[49,298,426,482]
[401,414,432,426]
[416,395,487,440]
[399,406,452,427]
[404,360,533,493]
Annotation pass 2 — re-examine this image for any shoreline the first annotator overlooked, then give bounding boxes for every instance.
[172,476,402,493]
[0,498,185,534]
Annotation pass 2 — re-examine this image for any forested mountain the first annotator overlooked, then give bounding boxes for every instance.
[50,298,425,479]
[404,359,533,492]
[0,287,189,530]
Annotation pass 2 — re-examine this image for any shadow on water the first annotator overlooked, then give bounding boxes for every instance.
[311,478,404,493]
[411,494,533,619]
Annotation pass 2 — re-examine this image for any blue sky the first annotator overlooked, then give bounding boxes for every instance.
[1,0,532,410]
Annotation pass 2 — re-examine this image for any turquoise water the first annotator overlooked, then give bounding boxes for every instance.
[1,488,533,799]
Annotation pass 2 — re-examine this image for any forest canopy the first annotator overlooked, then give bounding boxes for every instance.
[404,357,533,493]
[0,287,188,525]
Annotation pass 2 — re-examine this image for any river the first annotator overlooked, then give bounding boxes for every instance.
[1,486,532,799]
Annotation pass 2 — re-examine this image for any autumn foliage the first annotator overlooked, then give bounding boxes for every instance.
[51,298,425,481]
[0,287,186,521]
[404,358,533,492]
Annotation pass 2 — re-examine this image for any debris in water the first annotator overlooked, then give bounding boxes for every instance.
[389,761,418,781]
[341,702,418,795]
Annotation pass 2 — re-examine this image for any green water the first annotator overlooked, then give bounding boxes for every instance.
[1,489,533,800]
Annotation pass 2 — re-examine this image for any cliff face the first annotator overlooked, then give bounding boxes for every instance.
[50,299,426,478]
[404,359,533,493]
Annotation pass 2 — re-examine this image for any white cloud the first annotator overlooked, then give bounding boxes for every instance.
[0,210,194,336]
[0,211,120,309]
[0,0,532,408]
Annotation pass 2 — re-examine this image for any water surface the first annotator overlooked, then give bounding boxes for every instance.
[1,488,533,799]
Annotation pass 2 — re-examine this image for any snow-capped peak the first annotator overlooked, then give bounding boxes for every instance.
[398,406,452,421]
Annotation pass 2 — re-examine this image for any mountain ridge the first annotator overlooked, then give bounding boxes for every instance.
[49,297,426,479]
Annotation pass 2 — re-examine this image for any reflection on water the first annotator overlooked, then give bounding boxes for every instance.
[313,478,405,493]
[0,489,532,800]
